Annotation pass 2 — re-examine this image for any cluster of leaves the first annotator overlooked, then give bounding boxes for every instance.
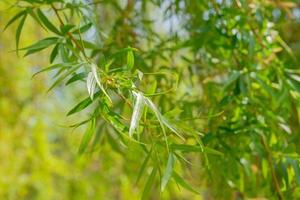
[5,0,300,199]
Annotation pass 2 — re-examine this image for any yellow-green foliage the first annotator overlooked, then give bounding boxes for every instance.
[0,6,138,200]
[3,0,300,199]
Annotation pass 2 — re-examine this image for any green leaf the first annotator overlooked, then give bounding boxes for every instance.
[3,10,27,31]
[248,33,255,59]
[59,44,69,62]
[16,14,27,55]
[32,62,74,77]
[277,35,296,60]
[136,149,152,184]
[47,63,82,92]
[76,39,99,49]
[60,24,75,35]
[252,74,275,98]
[145,97,169,151]
[78,118,96,155]
[28,8,47,31]
[99,100,129,134]
[72,22,93,34]
[69,118,92,128]
[50,44,59,63]
[67,91,100,116]
[104,59,115,72]
[164,108,183,118]
[171,144,223,156]
[172,172,200,194]
[66,72,86,85]
[223,71,241,91]
[23,37,59,56]
[291,160,300,185]
[37,8,61,35]
[127,48,134,69]
[161,117,185,141]
[161,152,175,191]
[141,167,157,200]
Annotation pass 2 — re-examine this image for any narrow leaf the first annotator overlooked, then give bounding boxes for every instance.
[47,64,81,92]
[223,71,241,91]
[67,91,100,116]
[161,152,175,191]
[129,92,145,137]
[50,43,59,63]
[78,118,96,155]
[66,72,86,85]
[136,149,152,184]
[23,37,59,56]
[16,14,27,55]
[72,22,93,34]
[28,9,47,31]
[3,10,27,31]
[161,117,185,141]
[145,97,169,151]
[86,72,97,100]
[142,168,157,200]
[171,144,223,156]
[32,62,73,77]
[37,8,61,35]
[172,172,200,194]
[91,63,112,103]
[127,48,134,69]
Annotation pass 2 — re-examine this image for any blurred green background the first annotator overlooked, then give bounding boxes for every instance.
[0,3,140,200]
[0,3,197,199]
[2,0,300,199]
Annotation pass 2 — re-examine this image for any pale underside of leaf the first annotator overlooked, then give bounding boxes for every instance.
[161,117,185,141]
[144,97,169,151]
[91,63,112,103]
[87,72,97,100]
[144,96,184,142]
[129,92,145,137]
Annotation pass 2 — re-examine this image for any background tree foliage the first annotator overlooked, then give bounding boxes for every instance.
[2,0,300,199]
